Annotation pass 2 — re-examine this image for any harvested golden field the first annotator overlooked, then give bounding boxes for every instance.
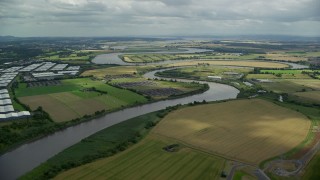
[19,92,105,122]
[153,99,311,165]
[165,60,288,68]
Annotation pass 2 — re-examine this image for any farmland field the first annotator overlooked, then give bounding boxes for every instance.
[246,73,311,79]
[16,78,147,122]
[257,79,320,93]
[82,66,139,78]
[266,53,308,62]
[54,135,225,180]
[153,99,310,165]
[292,91,320,104]
[260,69,320,74]
[156,65,252,81]
[163,60,288,68]
[82,66,207,100]
[122,53,279,63]
[37,50,111,62]
[19,92,106,122]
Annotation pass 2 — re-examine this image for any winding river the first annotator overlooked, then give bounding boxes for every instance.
[0,68,239,180]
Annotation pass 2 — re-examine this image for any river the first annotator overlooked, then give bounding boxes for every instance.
[0,69,239,180]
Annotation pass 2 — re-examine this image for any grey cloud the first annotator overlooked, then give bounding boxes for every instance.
[0,0,319,36]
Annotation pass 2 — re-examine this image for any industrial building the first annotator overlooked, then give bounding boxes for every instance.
[51,64,68,71]
[34,62,56,72]
[19,63,43,72]
[58,71,79,76]
[0,99,12,105]
[0,61,81,120]
[0,111,31,120]
[2,66,23,73]
[0,105,14,113]
[66,66,80,71]
[0,72,18,87]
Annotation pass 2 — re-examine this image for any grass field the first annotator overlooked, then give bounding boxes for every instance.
[153,99,310,165]
[17,78,147,122]
[54,135,225,180]
[163,60,288,68]
[233,169,256,180]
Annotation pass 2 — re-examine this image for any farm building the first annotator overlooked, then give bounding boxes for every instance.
[208,76,222,80]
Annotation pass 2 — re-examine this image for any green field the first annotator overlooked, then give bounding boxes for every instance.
[37,50,109,62]
[16,78,147,121]
[156,65,252,81]
[109,77,207,99]
[54,135,225,180]
[233,170,256,180]
[82,66,207,100]
[16,78,146,102]
[303,152,320,180]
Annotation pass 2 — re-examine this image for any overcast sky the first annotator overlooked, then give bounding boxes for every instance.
[0,0,319,37]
